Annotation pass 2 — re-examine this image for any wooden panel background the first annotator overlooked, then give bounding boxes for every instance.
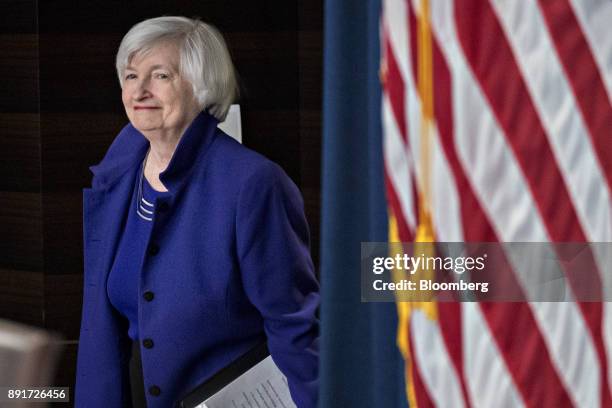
[0,0,322,404]
[0,0,43,334]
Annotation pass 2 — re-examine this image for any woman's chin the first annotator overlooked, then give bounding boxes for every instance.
[131,119,161,133]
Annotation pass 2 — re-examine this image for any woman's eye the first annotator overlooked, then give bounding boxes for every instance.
[155,73,170,79]
[125,73,137,80]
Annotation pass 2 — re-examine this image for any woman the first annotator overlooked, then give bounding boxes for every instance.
[75,16,319,408]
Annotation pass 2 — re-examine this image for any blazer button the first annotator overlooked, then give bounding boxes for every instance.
[143,339,154,349]
[143,291,154,302]
[158,202,169,213]
[148,385,161,396]
[148,243,159,255]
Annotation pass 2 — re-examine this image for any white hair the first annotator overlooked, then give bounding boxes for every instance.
[116,16,238,121]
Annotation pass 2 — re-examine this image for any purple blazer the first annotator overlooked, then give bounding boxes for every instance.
[75,111,319,407]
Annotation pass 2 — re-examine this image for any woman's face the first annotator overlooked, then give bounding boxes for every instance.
[121,41,200,137]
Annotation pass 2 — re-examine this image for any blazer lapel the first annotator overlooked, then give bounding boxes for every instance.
[83,168,138,304]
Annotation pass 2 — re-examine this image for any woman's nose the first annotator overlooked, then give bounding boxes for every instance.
[133,78,152,99]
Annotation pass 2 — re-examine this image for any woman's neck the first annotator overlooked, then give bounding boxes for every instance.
[140,110,201,192]
[148,138,178,171]
[143,135,181,193]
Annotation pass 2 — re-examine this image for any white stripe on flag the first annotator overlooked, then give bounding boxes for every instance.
[462,302,525,408]
[383,0,412,81]
[411,310,467,408]
[530,301,601,407]
[382,95,417,230]
[568,0,612,104]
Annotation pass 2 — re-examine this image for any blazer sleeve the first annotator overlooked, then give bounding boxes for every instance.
[236,162,320,408]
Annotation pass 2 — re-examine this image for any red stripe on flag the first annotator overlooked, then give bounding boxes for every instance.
[408,325,436,408]
[537,0,612,191]
[455,2,611,406]
[383,33,409,144]
[481,303,577,408]
[403,3,577,406]
[436,303,473,408]
[385,169,414,242]
[575,302,612,402]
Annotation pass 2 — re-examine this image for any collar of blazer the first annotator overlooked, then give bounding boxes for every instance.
[88,110,220,194]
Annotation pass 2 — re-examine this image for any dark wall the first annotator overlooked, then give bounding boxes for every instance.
[0,0,322,401]
[0,0,43,327]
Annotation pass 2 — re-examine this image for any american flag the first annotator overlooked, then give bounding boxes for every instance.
[381,0,612,406]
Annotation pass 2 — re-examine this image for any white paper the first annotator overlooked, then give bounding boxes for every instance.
[194,356,297,408]
[217,104,242,143]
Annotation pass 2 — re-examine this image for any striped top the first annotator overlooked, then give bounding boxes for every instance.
[137,180,156,222]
